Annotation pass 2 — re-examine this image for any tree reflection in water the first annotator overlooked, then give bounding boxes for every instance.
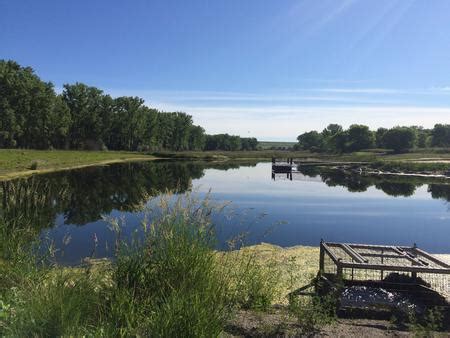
[297,166,450,199]
[0,161,256,234]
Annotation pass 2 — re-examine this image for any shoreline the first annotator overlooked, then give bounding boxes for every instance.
[0,156,159,181]
[1,148,449,182]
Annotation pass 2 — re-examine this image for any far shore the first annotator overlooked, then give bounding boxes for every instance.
[1,148,450,181]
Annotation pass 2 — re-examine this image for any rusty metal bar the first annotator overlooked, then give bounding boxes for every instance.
[341,244,368,263]
[321,242,342,266]
[340,262,450,274]
[396,247,425,266]
[412,247,450,269]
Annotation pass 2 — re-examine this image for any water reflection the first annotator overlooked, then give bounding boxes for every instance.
[292,166,450,199]
[1,161,450,263]
[0,161,258,230]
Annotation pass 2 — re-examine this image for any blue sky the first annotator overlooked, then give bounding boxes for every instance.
[1,0,450,140]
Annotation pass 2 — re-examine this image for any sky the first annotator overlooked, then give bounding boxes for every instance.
[1,0,450,141]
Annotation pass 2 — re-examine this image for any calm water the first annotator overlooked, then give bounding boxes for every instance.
[2,160,450,264]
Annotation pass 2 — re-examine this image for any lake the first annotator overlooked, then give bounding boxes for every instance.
[1,160,450,264]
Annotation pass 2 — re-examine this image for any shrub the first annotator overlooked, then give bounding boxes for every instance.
[29,161,38,170]
[288,281,337,335]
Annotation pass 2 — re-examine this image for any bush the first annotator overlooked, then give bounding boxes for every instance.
[29,161,38,170]
[289,294,337,335]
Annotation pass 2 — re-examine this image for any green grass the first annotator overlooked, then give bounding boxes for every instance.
[0,149,155,179]
[258,141,297,150]
[369,160,450,172]
[1,148,449,181]
[151,150,315,161]
[0,192,281,336]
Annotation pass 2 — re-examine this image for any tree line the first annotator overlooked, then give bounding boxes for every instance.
[0,60,258,151]
[296,123,450,153]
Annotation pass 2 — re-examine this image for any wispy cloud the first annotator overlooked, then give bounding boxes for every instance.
[314,88,402,94]
[102,86,450,141]
[432,86,450,92]
[155,103,450,140]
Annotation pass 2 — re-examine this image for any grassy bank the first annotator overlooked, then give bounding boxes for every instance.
[1,149,449,181]
[152,149,450,161]
[2,192,449,337]
[0,194,283,335]
[0,149,156,180]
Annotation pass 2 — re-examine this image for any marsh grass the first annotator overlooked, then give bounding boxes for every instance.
[0,192,281,336]
[288,289,338,335]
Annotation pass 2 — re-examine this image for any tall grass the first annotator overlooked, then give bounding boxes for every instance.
[0,192,280,336]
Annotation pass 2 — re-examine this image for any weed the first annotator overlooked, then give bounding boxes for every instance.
[408,307,444,337]
[29,160,38,170]
[288,287,337,335]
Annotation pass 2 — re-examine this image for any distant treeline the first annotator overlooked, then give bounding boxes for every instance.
[0,60,258,151]
[296,123,450,153]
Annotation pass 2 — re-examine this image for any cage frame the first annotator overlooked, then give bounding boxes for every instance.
[320,241,450,280]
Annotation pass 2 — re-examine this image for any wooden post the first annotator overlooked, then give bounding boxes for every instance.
[272,157,275,164]
[319,240,325,273]
[381,249,384,280]
[412,243,418,280]
[351,258,354,280]
[337,259,343,279]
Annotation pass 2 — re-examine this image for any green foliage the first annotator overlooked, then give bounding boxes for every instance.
[288,293,337,335]
[297,131,323,151]
[29,160,38,170]
[228,255,280,311]
[431,124,450,147]
[408,307,444,336]
[346,124,374,151]
[205,134,258,151]
[0,59,257,152]
[0,192,282,336]
[296,123,448,154]
[380,127,417,152]
[369,160,450,172]
[3,270,108,336]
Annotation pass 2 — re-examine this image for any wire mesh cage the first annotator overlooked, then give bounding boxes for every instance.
[320,241,450,299]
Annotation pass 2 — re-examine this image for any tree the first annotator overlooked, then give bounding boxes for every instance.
[321,124,344,152]
[241,137,258,150]
[109,96,148,150]
[0,60,62,149]
[188,125,206,151]
[381,127,417,152]
[62,83,110,150]
[48,95,71,149]
[431,124,450,147]
[375,128,388,148]
[296,131,323,151]
[346,124,374,151]
[322,124,343,138]
[0,59,256,152]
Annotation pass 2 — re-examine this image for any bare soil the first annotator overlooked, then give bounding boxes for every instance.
[224,308,428,337]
